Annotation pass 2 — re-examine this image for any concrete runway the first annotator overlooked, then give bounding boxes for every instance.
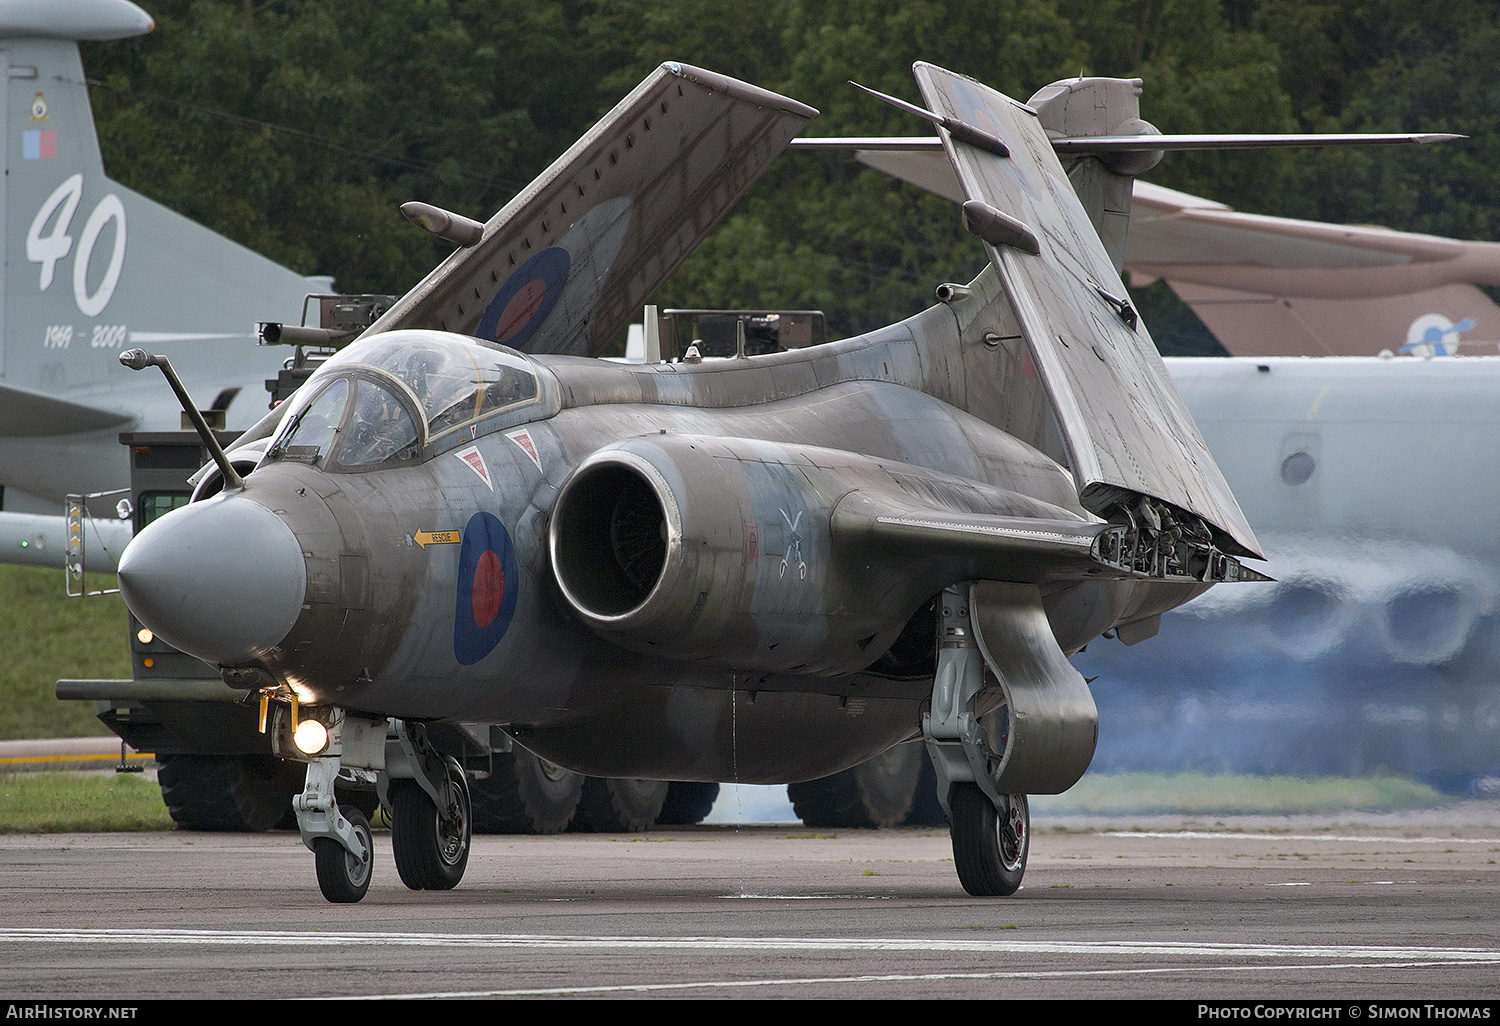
[3,805,1500,1000]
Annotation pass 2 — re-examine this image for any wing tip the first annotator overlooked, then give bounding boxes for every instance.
[660,61,819,121]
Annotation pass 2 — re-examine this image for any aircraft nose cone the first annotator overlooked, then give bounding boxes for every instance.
[118,493,307,666]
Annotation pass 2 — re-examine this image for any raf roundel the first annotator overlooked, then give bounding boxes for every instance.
[453,511,520,665]
[477,247,571,349]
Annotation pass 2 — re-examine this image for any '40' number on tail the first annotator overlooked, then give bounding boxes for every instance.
[28,174,127,318]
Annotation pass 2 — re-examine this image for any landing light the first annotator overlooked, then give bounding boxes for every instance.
[136,628,153,644]
[294,719,329,756]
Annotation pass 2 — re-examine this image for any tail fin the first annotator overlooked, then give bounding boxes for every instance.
[0,1,331,515]
[1,0,324,415]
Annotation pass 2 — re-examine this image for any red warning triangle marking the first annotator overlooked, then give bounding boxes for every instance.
[506,429,543,472]
[454,445,492,491]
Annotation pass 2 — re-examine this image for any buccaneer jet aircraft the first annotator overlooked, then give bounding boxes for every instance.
[113,62,1445,902]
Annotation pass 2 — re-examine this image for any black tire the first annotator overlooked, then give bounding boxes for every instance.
[787,742,923,829]
[949,783,1028,897]
[470,748,584,834]
[314,807,373,904]
[391,758,471,890]
[156,754,304,832]
[655,782,721,825]
[572,777,669,832]
[904,748,949,827]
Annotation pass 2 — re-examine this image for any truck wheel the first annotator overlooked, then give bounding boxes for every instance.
[788,742,923,828]
[572,777,669,832]
[903,749,949,826]
[391,758,470,890]
[655,782,721,825]
[470,748,583,834]
[156,754,304,832]
[314,807,373,904]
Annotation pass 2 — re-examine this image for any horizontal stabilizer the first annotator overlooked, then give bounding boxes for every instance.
[1052,131,1463,153]
[912,63,1262,559]
[790,131,1460,153]
[0,383,130,437]
[368,63,818,357]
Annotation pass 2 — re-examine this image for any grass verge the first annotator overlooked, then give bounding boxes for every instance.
[0,770,173,832]
[1030,771,1447,816]
[0,768,1457,835]
[0,565,131,740]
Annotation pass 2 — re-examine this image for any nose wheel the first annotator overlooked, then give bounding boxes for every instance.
[391,756,471,890]
[314,806,373,903]
[950,784,1028,896]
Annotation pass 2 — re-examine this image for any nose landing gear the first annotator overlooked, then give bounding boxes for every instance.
[293,742,375,904]
[313,806,374,903]
[284,707,473,903]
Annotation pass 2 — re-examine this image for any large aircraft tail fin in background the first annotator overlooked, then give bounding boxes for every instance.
[368,62,817,358]
[911,63,1262,560]
[0,0,332,521]
[1125,182,1500,358]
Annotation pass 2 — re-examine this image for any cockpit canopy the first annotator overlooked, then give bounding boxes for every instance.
[267,330,541,468]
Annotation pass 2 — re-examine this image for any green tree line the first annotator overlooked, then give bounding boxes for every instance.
[82,0,1500,351]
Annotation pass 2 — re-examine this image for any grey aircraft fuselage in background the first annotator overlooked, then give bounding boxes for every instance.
[118,56,1426,903]
[1084,355,1500,790]
[0,0,329,566]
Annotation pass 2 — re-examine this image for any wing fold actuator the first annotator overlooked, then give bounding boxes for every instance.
[911,63,1262,559]
[366,63,817,358]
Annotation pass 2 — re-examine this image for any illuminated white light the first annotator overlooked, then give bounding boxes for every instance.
[136,628,153,644]
[293,720,328,755]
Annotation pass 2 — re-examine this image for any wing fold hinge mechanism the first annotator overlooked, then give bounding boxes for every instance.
[1091,495,1272,584]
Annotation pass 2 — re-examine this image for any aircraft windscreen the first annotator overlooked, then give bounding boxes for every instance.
[336,379,420,466]
[281,377,349,460]
[312,331,539,445]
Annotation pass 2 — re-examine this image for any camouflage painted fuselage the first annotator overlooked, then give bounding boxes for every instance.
[141,274,1204,784]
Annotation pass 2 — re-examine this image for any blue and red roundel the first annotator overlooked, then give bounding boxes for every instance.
[477,247,571,350]
[453,511,519,665]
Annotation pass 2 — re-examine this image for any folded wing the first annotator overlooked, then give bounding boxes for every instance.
[366,63,817,358]
[912,63,1261,559]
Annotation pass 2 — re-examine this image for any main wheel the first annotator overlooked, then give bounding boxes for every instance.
[572,777,669,832]
[949,783,1028,896]
[470,748,583,834]
[391,757,471,890]
[788,742,923,828]
[314,807,373,903]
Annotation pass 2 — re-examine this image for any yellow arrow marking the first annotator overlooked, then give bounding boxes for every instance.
[414,530,462,548]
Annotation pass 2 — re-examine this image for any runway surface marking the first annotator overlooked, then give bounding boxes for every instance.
[5,928,1499,963]
[1106,832,1500,844]
[348,960,1500,1000]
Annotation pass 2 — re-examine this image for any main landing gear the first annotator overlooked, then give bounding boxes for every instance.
[922,583,1097,897]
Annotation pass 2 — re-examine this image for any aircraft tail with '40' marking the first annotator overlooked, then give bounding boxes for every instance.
[0,0,329,535]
